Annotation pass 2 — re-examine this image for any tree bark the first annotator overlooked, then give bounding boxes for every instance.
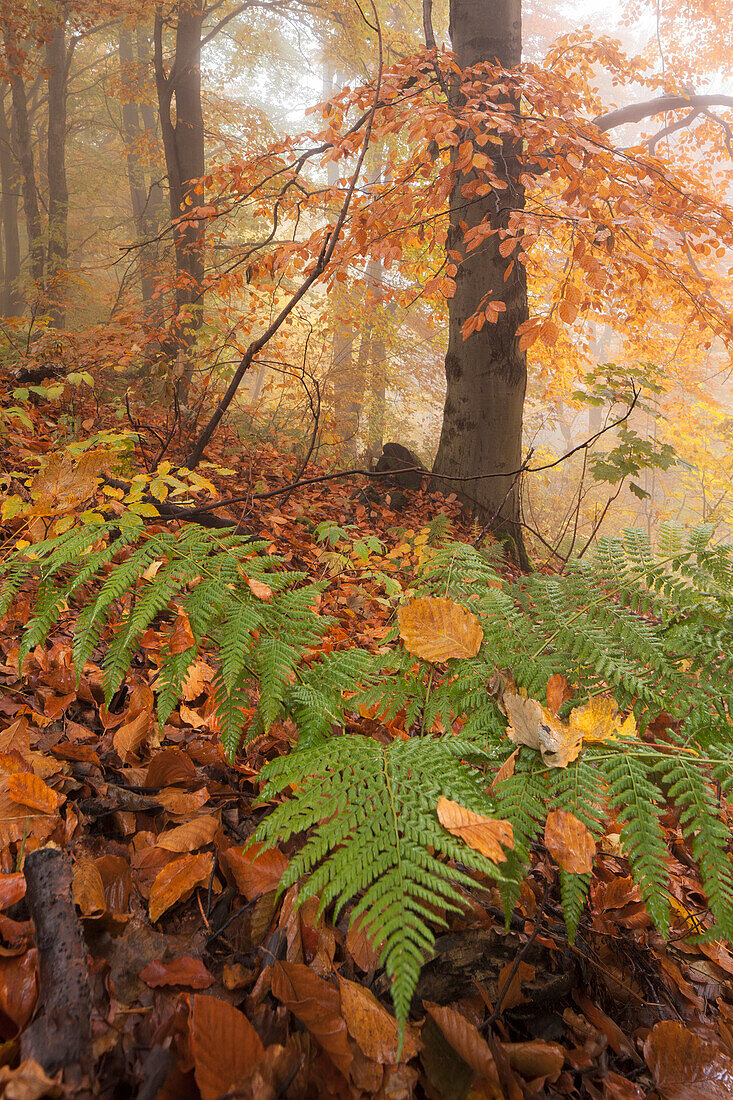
[4,30,44,287]
[432,0,529,566]
[154,0,206,404]
[0,90,21,315]
[119,23,160,318]
[46,20,70,328]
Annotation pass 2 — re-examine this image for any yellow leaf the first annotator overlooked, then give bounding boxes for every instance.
[437,797,513,863]
[398,597,483,663]
[569,697,637,743]
[73,858,107,917]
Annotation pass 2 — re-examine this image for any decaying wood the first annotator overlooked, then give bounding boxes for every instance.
[21,847,94,1091]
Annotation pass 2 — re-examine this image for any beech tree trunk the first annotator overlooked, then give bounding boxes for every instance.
[154,0,206,404]
[118,24,161,320]
[46,21,69,328]
[4,30,44,287]
[432,0,529,564]
[0,91,21,315]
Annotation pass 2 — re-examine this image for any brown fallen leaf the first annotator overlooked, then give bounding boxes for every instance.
[424,1001,502,1093]
[246,576,273,601]
[7,773,61,814]
[544,809,596,874]
[0,948,38,1033]
[224,842,288,900]
[339,976,420,1065]
[546,673,573,716]
[644,1020,733,1099]
[0,873,26,910]
[497,960,535,1011]
[155,785,209,815]
[190,994,265,1100]
[170,608,196,654]
[271,961,353,1080]
[149,852,214,922]
[398,597,483,663]
[139,956,214,989]
[155,814,219,853]
[0,1058,63,1099]
[113,710,151,762]
[504,693,582,768]
[502,1040,564,1082]
[72,858,107,918]
[437,797,514,863]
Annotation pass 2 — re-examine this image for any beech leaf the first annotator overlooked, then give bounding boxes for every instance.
[190,994,265,1100]
[437,797,514,863]
[149,852,214,922]
[398,597,483,663]
[544,809,596,874]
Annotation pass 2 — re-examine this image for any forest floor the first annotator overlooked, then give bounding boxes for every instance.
[0,377,732,1100]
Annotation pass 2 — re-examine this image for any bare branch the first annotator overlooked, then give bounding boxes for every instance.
[593,93,733,133]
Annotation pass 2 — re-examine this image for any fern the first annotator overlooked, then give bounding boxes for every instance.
[253,735,511,1025]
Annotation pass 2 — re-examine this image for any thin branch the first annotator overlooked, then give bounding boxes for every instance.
[593,93,733,133]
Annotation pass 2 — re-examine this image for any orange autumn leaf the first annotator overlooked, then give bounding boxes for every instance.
[437,797,514,863]
[139,956,214,990]
[72,858,107,918]
[424,1001,500,1085]
[224,842,288,900]
[339,976,420,1065]
[170,608,196,654]
[7,772,60,814]
[149,852,214,922]
[113,710,151,762]
[155,814,219,853]
[398,597,483,663]
[497,960,536,1010]
[544,809,596,874]
[190,994,265,1100]
[546,674,572,716]
[271,961,353,1079]
[246,576,273,601]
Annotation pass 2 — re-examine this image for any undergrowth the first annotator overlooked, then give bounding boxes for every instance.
[3,518,733,1027]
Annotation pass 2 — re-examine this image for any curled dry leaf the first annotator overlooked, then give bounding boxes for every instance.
[437,797,514,863]
[339,976,420,1065]
[190,994,265,1100]
[505,693,582,768]
[398,597,483,663]
[139,955,214,989]
[644,1020,733,1099]
[271,961,353,1080]
[148,851,214,922]
[0,1059,63,1099]
[7,772,61,814]
[544,809,596,874]
[72,858,106,918]
[155,814,219,853]
[155,785,209,815]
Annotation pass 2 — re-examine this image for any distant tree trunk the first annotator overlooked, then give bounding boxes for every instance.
[46,21,70,328]
[432,0,529,565]
[154,0,206,404]
[4,30,44,287]
[0,91,22,315]
[118,23,160,319]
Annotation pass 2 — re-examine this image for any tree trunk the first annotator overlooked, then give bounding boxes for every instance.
[4,30,44,287]
[432,0,529,565]
[154,0,206,404]
[46,21,69,328]
[118,23,160,317]
[0,91,22,315]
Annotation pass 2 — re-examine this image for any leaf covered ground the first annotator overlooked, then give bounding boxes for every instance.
[2,383,733,1100]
